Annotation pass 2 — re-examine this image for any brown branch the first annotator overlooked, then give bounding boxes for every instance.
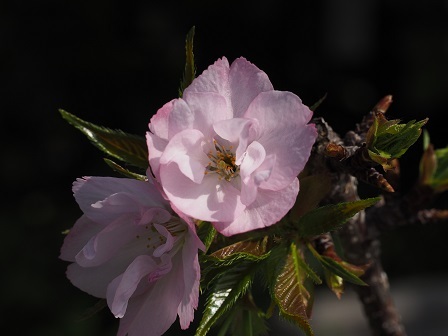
[368,183,444,231]
[311,117,407,336]
[310,96,444,335]
[324,142,395,193]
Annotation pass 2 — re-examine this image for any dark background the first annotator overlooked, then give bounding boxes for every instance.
[2,0,448,335]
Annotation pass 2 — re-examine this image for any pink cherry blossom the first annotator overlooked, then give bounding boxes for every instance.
[147,57,317,236]
[60,173,204,336]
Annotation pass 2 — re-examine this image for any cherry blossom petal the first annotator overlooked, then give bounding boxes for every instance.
[183,58,231,99]
[213,118,259,164]
[107,255,161,318]
[74,215,141,267]
[160,162,245,222]
[66,239,151,298]
[244,91,317,190]
[152,224,174,258]
[74,177,168,223]
[146,133,168,179]
[177,230,201,329]
[183,91,231,138]
[149,100,173,140]
[159,129,209,184]
[166,99,195,138]
[184,57,274,118]
[214,178,300,236]
[228,57,274,117]
[239,141,266,205]
[60,215,103,262]
[116,255,185,336]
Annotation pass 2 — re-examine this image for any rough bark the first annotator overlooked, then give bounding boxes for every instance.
[311,117,407,336]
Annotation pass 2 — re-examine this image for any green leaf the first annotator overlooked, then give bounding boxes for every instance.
[212,238,268,260]
[179,26,196,97]
[103,159,147,180]
[308,244,367,286]
[216,296,269,336]
[296,197,380,238]
[195,263,255,336]
[293,245,322,285]
[273,243,313,336]
[59,109,148,169]
[290,174,332,221]
[197,221,217,254]
[201,244,270,289]
[366,113,428,170]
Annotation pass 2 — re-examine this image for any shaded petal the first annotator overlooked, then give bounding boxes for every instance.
[159,129,209,184]
[240,141,266,182]
[177,227,202,329]
[146,132,168,180]
[138,207,172,225]
[107,255,160,318]
[75,214,141,267]
[214,178,300,236]
[66,241,146,298]
[60,215,103,262]
[152,224,174,258]
[160,162,245,222]
[117,254,185,336]
[239,141,266,206]
[74,177,168,223]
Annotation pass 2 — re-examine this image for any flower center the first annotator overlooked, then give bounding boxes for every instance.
[135,224,166,250]
[205,139,239,181]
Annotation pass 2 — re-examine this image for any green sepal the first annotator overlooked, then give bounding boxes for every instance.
[431,146,448,191]
[59,109,148,169]
[103,159,147,180]
[419,131,448,192]
[308,244,367,286]
[272,243,314,336]
[295,197,380,238]
[77,299,107,321]
[179,26,196,97]
[323,270,344,299]
[197,221,217,254]
[309,93,327,112]
[366,113,428,170]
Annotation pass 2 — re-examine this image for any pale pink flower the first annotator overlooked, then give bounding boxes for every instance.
[60,173,204,336]
[147,57,317,236]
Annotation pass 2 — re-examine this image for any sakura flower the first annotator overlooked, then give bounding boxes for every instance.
[60,173,204,336]
[147,57,317,236]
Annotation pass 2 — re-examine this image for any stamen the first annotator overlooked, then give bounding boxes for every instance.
[204,139,240,181]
